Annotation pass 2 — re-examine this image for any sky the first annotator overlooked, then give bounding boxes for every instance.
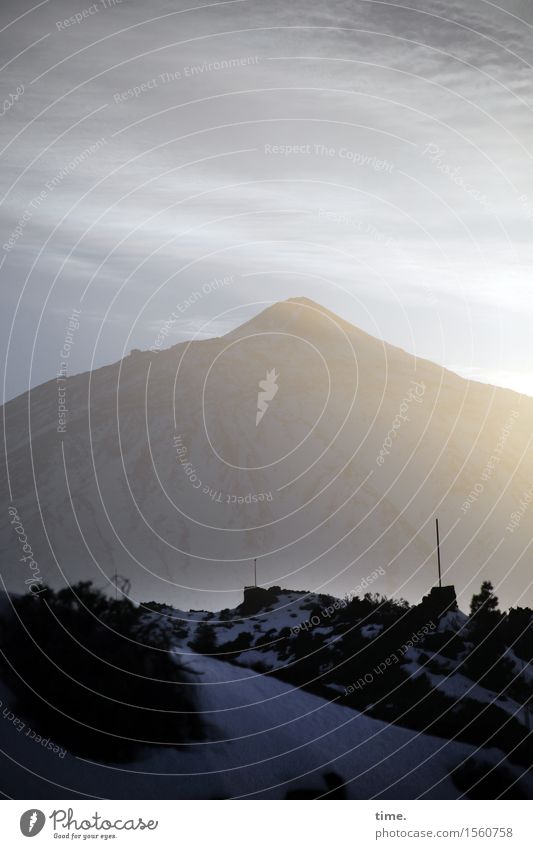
[1,0,533,401]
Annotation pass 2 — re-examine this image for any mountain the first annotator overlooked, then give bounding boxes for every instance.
[1,297,532,610]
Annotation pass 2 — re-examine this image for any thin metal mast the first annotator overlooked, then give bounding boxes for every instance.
[436,518,442,588]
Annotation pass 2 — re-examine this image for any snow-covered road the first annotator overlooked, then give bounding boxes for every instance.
[3,653,525,799]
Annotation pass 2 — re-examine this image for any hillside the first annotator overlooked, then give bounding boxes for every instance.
[1,297,532,611]
[0,581,530,799]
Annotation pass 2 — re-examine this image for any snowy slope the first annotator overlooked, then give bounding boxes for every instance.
[1,654,527,800]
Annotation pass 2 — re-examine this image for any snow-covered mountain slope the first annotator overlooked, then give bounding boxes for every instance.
[138,586,533,764]
[1,581,530,799]
[1,654,527,800]
[2,297,532,610]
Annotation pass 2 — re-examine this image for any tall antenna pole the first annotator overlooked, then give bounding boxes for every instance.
[254,558,257,587]
[435,518,442,588]
[114,569,118,601]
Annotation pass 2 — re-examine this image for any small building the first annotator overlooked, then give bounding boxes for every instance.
[241,585,281,613]
[420,585,458,619]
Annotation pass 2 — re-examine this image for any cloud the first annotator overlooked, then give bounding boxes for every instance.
[1,0,532,398]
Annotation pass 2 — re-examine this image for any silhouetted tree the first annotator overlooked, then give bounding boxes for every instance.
[470,581,500,618]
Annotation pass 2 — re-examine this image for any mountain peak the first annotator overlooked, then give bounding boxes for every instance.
[285,296,324,307]
[224,296,367,341]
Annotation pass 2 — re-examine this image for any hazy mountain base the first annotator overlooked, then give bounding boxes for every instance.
[2,298,533,611]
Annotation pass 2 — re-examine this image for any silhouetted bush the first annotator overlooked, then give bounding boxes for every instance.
[452,759,526,799]
[189,621,217,654]
[0,583,203,761]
